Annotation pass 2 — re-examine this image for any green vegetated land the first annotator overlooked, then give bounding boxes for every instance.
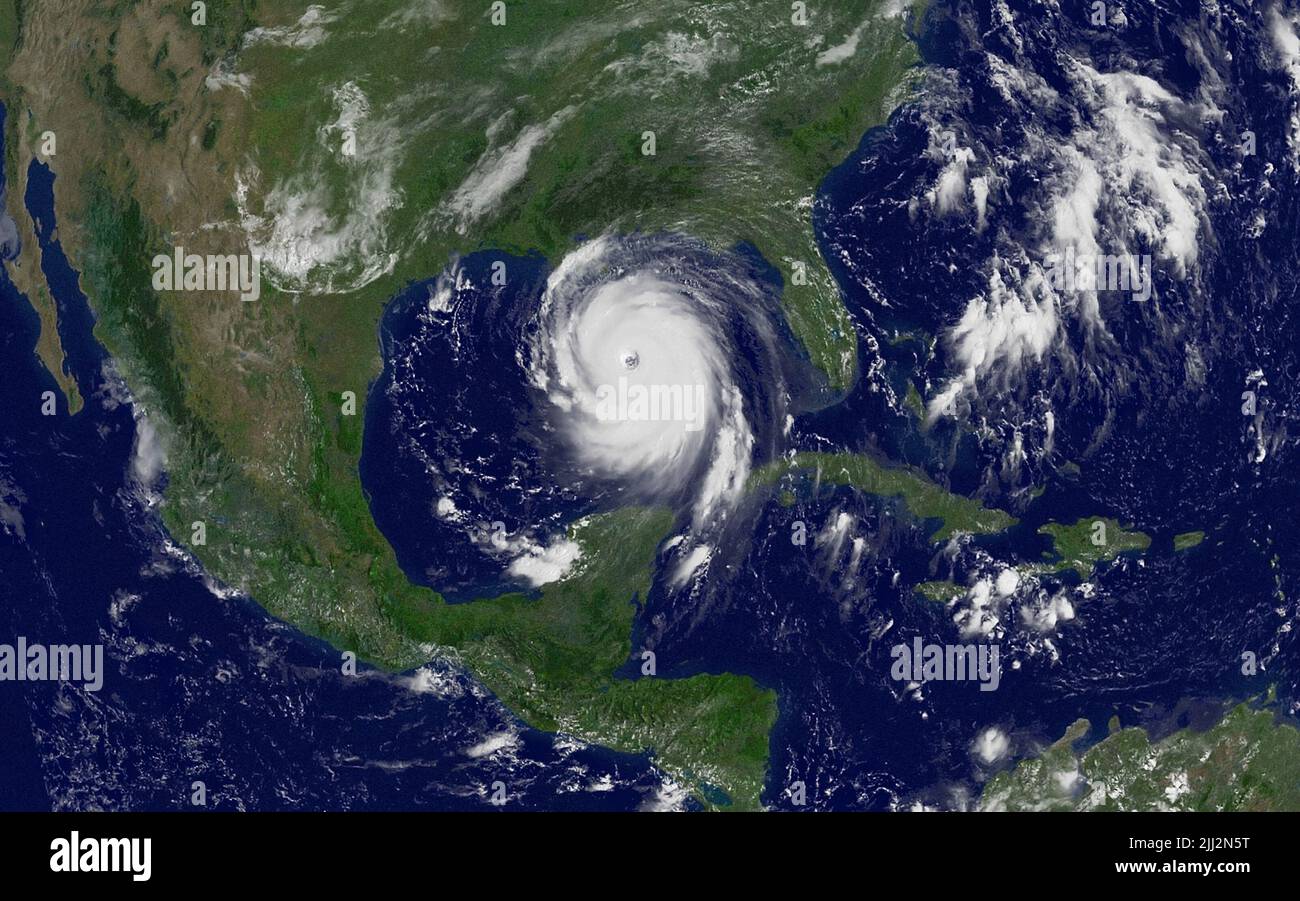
[407,508,778,810]
[914,580,964,603]
[753,451,1018,541]
[915,517,1181,601]
[3,0,925,808]
[1036,517,1151,578]
[982,696,1300,811]
[69,174,777,808]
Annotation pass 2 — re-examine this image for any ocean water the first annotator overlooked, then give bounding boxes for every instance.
[0,114,671,812]
[6,0,1300,812]
[362,0,1300,809]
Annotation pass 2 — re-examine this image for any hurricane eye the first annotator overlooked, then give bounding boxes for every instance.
[620,350,640,371]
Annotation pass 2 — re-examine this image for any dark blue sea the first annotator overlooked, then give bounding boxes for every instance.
[6,0,1300,811]
[0,112,675,812]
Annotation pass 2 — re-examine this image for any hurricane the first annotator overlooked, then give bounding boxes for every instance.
[530,234,791,531]
[361,233,796,598]
[14,0,1300,820]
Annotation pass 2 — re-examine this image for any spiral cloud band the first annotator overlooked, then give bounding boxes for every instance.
[530,235,786,533]
[363,233,793,598]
